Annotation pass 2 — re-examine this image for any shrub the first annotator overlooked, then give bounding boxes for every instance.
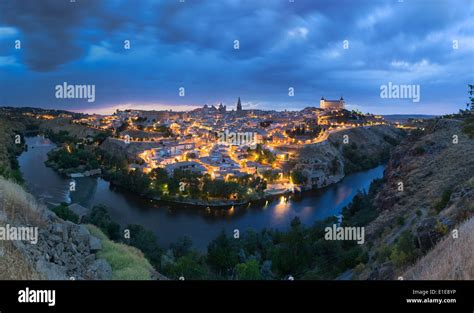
[83,205,121,241]
[462,116,474,138]
[353,263,365,274]
[434,189,452,212]
[390,231,418,268]
[376,244,392,262]
[290,170,307,185]
[162,252,209,280]
[235,259,262,280]
[0,166,24,184]
[51,203,79,223]
[434,220,448,235]
[125,224,163,269]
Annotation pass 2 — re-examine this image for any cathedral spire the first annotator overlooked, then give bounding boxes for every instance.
[237,97,242,112]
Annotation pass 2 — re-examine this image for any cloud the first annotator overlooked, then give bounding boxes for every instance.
[0,26,18,38]
[288,27,309,39]
[0,56,17,66]
[0,0,103,70]
[0,0,472,114]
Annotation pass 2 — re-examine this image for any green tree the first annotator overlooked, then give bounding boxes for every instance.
[163,252,209,280]
[271,217,310,277]
[83,205,121,241]
[51,203,79,223]
[467,84,474,111]
[290,170,307,185]
[390,231,418,268]
[170,236,193,259]
[207,230,239,275]
[235,259,262,280]
[126,224,163,269]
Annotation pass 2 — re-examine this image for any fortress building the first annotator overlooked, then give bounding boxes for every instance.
[320,96,345,111]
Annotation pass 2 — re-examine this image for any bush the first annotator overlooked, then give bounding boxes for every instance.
[290,170,307,185]
[125,224,163,269]
[235,259,262,280]
[434,220,448,235]
[376,244,392,262]
[0,166,24,184]
[51,203,79,223]
[434,189,452,212]
[162,252,210,280]
[462,116,474,138]
[390,231,418,268]
[353,263,365,274]
[341,191,378,227]
[207,231,239,275]
[83,205,121,241]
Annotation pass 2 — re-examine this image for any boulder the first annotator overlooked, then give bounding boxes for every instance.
[36,260,69,280]
[89,235,102,252]
[87,259,112,280]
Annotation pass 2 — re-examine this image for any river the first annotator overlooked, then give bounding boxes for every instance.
[19,136,385,250]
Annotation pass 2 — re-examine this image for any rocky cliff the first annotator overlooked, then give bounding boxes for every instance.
[359,118,474,279]
[99,137,164,159]
[295,125,404,188]
[0,177,112,280]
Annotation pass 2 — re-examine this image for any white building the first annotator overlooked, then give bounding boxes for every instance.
[320,96,345,111]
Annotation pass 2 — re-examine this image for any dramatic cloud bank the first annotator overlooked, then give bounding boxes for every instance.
[1,0,473,114]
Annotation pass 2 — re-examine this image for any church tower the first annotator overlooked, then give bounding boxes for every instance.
[236,97,242,113]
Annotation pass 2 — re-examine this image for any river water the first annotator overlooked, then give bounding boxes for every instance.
[19,136,385,249]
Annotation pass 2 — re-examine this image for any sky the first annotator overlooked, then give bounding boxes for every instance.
[0,0,473,115]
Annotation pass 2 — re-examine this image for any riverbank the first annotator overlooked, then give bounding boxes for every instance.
[19,135,387,249]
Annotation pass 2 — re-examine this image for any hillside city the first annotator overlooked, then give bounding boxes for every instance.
[35,97,393,198]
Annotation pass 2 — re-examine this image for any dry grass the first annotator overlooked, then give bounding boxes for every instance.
[0,240,42,280]
[0,177,46,227]
[0,177,45,279]
[404,216,474,280]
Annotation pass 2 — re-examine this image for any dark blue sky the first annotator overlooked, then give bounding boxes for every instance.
[0,0,473,115]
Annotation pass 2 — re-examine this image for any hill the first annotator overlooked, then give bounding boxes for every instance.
[358,118,474,280]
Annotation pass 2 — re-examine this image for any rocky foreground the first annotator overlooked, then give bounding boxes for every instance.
[0,177,162,280]
[360,118,474,279]
[0,178,111,279]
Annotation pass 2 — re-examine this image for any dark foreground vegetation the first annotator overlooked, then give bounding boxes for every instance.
[51,177,387,280]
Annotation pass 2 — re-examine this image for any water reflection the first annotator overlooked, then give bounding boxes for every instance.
[273,196,291,221]
[334,185,353,206]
